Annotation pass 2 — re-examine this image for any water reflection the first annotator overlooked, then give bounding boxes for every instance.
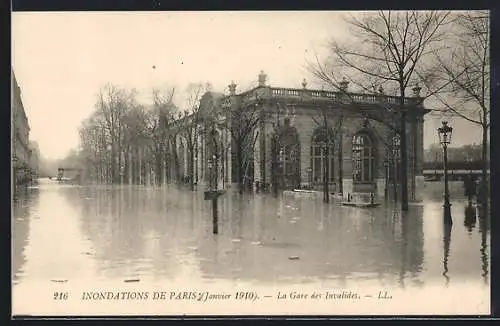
[442,223,452,287]
[464,204,477,233]
[478,210,489,285]
[189,195,426,287]
[12,187,40,283]
[11,182,490,290]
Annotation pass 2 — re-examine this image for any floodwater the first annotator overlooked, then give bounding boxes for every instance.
[12,179,490,316]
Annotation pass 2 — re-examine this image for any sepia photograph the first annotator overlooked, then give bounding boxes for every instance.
[11,10,490,316]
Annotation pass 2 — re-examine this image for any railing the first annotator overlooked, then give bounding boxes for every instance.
[270,87,413,105]
[271,88,302,97]
[219,86,416,109]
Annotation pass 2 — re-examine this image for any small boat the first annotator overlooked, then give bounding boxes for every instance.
[342,202,381,208]
[292,189,316,193]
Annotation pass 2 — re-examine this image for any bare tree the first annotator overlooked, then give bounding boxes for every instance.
[94,84,138,183]
[121,103,148,184]
[179,82,209,190]
[149,86,177,185]
[426,11,490,206]
[78,83,183,186]
[308,10,451,211]
[311,108,344,203]
[225,91,263,194]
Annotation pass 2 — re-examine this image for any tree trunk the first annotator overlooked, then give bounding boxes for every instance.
[128,147,132,185]
[338,133,343,195]
[272,137,278,198]
[118,145,123,185]
[110,145,116,184]
[189,147,195,191]
[155,153,162,185]
[323,146,330,203]
[400,113,409,211]
[172,147,180,184]
[237,144,244,194]
[410,119,416,201]
[481,123,488,210]
[138,146,142,185]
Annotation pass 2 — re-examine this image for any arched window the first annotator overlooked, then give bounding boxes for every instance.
[280,144,298,176]
[352,133,374,183]
[273,121,301,189]
[310,128,335,184]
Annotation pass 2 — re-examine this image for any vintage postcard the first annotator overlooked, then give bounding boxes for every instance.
[11,10,490,317]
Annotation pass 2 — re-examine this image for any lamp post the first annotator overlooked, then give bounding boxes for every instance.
[438,121,453,225]
[203,117,226,235]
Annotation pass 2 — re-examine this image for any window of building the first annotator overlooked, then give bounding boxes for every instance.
[279,144,298,176]
[310,128,335,184]
[352,133,374,183]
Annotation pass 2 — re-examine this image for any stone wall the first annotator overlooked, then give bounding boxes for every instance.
[248,104,424,197]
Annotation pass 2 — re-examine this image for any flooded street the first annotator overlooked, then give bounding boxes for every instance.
[12,178,490,315]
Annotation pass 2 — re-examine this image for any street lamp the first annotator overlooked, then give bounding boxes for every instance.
[438,121,453,225]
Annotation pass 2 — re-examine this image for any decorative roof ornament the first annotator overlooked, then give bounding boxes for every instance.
[258,70,267,87]
[339,77,349,91]
[412,82,422,97]
[228,81,237,95]
[302,78,308,89]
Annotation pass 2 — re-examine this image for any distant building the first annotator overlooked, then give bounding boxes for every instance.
[12,69,32,191]
[29,141,40,181]
[178,71,429,200]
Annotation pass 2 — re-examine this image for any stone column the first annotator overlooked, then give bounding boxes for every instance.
[341,123,353,195]
[375,121,389,199]
[263,120,273,186]
[414,116,425,201]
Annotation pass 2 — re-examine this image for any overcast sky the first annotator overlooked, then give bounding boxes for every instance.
[12,11,483,160]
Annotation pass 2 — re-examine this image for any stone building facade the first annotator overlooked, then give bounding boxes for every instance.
[180,71,429,200]
[12,69,33,191]
[29,141,40,181]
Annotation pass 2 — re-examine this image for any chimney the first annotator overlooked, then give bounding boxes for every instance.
[258,70,267,87]
[228,81,237,95]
